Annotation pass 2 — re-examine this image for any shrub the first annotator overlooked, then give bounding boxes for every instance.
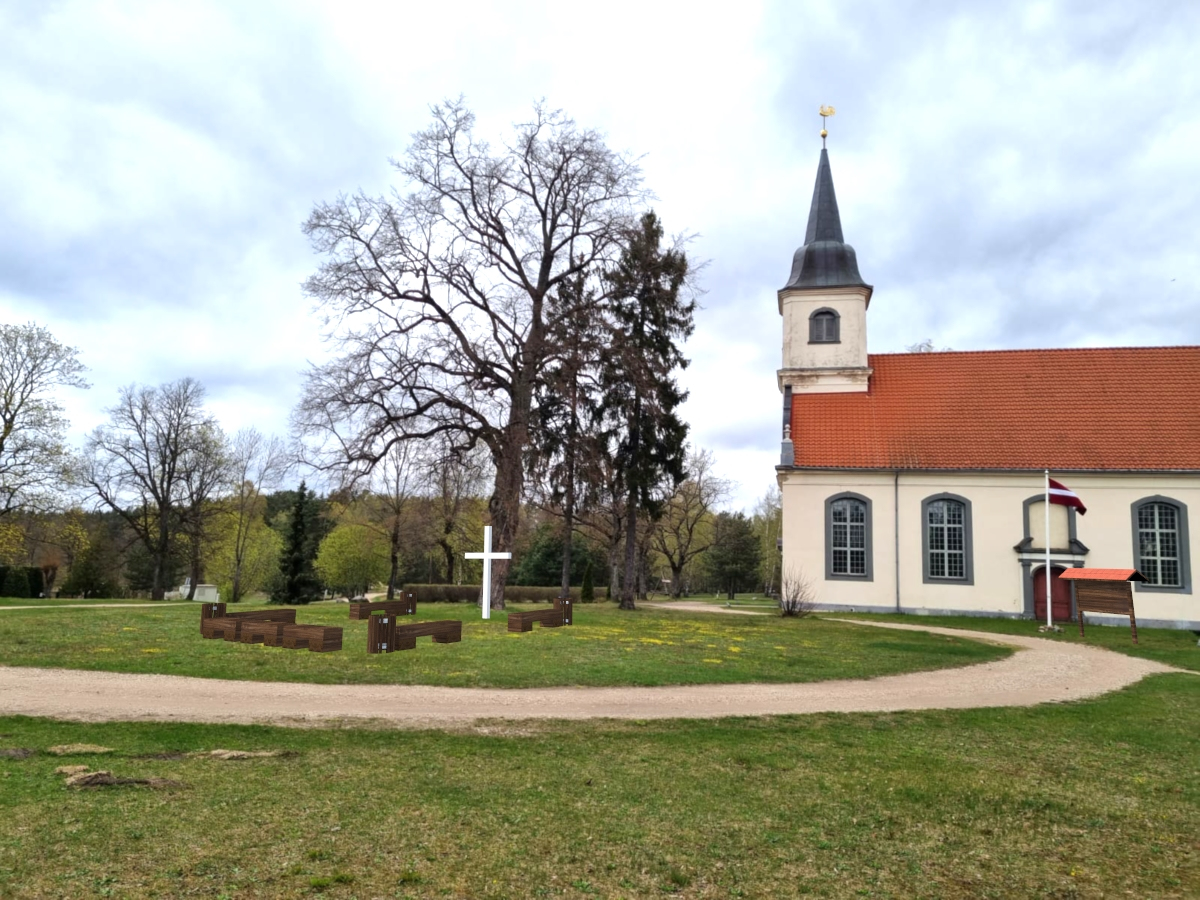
[779,567,818,617]
[401,584,582,604]
[2,566,30,599]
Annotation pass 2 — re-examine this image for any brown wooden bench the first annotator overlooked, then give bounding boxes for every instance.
[348,595,415,620]
[1059,568,1145,644]
[238,620,288,647]
[368,617,461,653]
[507,598,573,633]
[200,603,296,638]
[280,624,343,652]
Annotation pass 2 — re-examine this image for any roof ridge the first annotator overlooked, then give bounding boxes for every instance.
[874,345,1200,359]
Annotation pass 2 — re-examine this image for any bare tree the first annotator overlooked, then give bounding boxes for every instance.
[295,99,646,610]
[753,484,783,595]
[177,422,229,599]
[652,448,731,598]
[225,429,289,603]
[81,378,218,600]
[0,322,89,517]
[779,566,818,617]
[421,437,489,584]
[372,441,418,600]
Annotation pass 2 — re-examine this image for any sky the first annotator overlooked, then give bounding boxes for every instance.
[2,0,1199,514]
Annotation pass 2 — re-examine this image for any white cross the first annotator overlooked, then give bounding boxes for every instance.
[464,525,511,620]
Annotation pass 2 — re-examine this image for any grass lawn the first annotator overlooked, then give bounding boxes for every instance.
[0,674,1196,898]
[832,612,1200,673]
[0,601,1009,688]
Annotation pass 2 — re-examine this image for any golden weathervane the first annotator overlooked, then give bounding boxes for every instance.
[819,105,835,146]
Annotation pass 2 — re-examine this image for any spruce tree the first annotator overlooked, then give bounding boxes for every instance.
[272,481,323,604]
[600,211,694,610]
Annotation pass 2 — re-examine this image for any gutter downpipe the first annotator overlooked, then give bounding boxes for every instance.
[894,470,901,613]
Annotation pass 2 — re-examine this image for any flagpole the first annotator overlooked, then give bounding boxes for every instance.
[1045,469,1052,628]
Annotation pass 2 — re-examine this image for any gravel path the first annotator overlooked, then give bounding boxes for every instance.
[0,619,1181,729]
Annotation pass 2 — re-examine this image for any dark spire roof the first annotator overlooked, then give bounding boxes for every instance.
[783,148,869,291]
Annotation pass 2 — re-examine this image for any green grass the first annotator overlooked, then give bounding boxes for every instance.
[0,674,1196,898]
[0,601,1009,688]
[831,612,1200,672]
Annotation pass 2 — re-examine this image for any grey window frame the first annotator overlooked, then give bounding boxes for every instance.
[1130,496,1191,594]
[921,493,974,585]
[825,492,873,581]
[808,308,840,344]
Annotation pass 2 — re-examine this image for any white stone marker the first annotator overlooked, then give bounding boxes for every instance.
[464,525,511,620]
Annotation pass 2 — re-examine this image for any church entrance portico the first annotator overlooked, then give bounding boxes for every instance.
[1033,565,1072,623]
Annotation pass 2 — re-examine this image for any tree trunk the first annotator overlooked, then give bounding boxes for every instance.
[438,536,455,585]
[670,562,683,599]
[231,566,243,604]
[186,531,202,600]
[620,495,638,610]
[387,516,401,601]
[151,515,169,601]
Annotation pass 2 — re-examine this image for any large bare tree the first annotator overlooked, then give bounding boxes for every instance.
[0,322,89,517]
[81,378,219,600]
[296,100,645,609]
[225,428,289,603]
[652,448,731,598]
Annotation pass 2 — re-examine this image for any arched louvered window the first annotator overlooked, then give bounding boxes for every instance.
[825,493,872,580]
[809,309,839,343]
[921,494,974,584]
[1132,497,1191,592]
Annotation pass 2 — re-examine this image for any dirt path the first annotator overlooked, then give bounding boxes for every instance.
[0,620,1182,729]
[0,603,194,611]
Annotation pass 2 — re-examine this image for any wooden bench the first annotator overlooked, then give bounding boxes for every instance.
[1059,568,1145,644]
[238,620,288,647]
[507,598,573,633]
[348,595,415,620]
[200,603,296,638]
[368,616,461,653]
[280,624,343,652]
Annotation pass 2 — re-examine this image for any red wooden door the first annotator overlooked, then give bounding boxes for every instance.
[1034,566,1071,622]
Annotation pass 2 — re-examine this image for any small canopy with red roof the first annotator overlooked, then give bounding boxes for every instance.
[1058,568,1147,582]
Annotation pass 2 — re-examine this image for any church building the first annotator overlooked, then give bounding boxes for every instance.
[776,145,1200,630]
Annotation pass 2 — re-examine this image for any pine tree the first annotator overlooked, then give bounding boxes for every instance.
[600,211,694,610]
[272,481,323,604]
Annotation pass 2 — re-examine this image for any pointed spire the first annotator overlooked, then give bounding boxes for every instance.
[804,150,845,244]
[783,149,868,291]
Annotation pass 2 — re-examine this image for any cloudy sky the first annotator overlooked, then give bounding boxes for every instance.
[3,0,1198,513]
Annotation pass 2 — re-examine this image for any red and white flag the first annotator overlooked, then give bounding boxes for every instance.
[1048,478,1087,515]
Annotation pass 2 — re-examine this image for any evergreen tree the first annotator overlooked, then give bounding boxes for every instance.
[580,560,595,603]
[271,481,323,604]
[704,512,762,600]
[600,211,694,610]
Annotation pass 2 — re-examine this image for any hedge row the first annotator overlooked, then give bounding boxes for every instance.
[401,584,583,604]
[0,565,46,599]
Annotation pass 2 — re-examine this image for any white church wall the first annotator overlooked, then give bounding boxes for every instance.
[778,467,1200,627]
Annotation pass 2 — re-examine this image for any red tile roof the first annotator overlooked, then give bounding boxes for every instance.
[1059,568,1147,582]
[789,347,1200,471]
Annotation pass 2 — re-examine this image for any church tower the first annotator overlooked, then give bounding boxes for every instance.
[778,144,872,464]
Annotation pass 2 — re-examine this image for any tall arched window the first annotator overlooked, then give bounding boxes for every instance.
[1132,497,1191,592]
[922,494,973,584]
[825,493,872,580]
[809,309,839,343]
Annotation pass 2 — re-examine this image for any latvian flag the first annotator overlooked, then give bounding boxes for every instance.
[1048,478,1087,515]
